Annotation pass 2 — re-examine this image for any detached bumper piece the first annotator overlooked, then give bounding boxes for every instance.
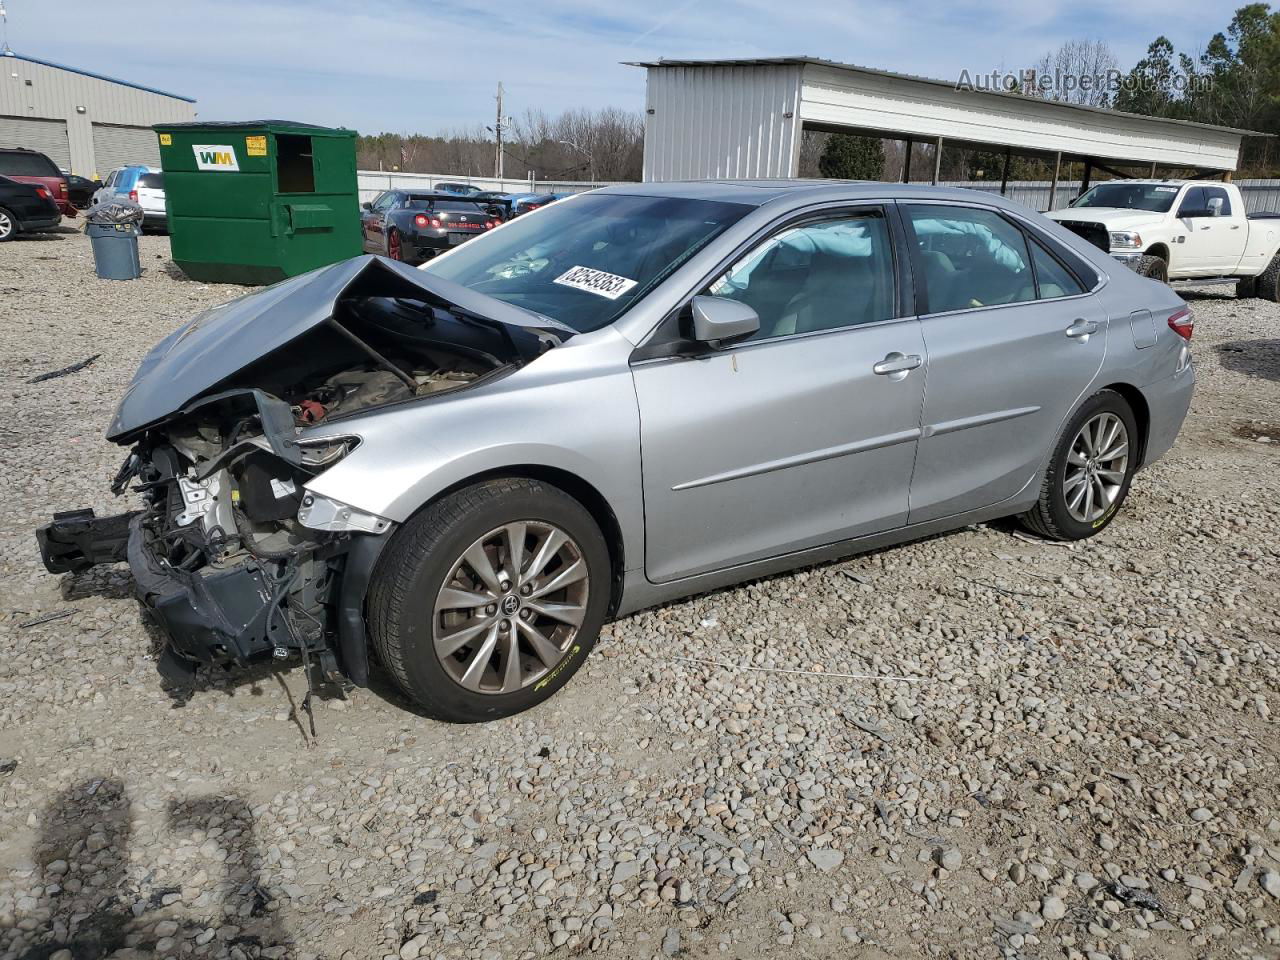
[37,508,140,574]
[126,518,290,673]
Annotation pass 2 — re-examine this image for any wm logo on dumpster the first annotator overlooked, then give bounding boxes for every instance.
[192,144,240,172]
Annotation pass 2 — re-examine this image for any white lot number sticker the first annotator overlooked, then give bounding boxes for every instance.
[553,265,638,300]
[1155,186,1179,192]
[192,144,240,171]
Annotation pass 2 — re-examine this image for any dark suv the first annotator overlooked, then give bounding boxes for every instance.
[0,175,62,240]
[0,148,73,217]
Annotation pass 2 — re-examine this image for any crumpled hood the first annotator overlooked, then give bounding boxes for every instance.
[106,255,572,442]
[1045,208,1164,233]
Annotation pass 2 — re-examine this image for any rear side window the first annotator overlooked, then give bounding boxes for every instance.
[905,205,1034,313]
[0,151,59,176]
[1029,240,1085,299]
[707,211,897,340]
[138,173,164,189]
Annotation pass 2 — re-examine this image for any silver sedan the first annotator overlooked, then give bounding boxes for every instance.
[38,181,1195,722]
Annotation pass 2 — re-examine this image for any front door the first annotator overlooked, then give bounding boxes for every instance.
[361,191,395,251]
[901,203,1108,523]
[632,209,927,583]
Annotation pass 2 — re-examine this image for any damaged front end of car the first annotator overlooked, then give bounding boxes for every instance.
[36,255,569,690]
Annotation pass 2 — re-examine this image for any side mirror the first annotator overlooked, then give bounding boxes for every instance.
[361,202,372,211]
[689,295,759,348]
[1179,207,1212,219]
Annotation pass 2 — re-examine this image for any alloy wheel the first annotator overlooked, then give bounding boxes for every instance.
[388,230,401,260]
[432,522,589,694]
[1063,412,1129,523]
[0,210,13,240]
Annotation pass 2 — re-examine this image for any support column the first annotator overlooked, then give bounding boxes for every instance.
[931,136,943,185]
[902,138,913,183]
[1150,162,1157,177]
[1080,160,1093,196]
[1047,152,1061,211]
[1000,147,1012,197]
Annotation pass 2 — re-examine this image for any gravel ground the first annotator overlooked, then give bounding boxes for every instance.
[1,228,1278,960]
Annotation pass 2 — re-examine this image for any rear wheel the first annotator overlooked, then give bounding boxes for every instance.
[368,478,610,722]
[0,207,16,241]
[1134,255,1168,284]
[387,228,402,261]
[1252,252,1280,302]
[1020,390,1138,541]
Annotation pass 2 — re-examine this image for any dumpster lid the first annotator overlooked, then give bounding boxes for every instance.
[153,119,354,136]
[106,255,575,441]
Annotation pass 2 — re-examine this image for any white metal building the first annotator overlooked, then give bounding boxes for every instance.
[628,57,1257,202]
[1,50,196,177]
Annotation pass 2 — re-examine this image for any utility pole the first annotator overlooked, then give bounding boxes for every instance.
[495,82,504,180]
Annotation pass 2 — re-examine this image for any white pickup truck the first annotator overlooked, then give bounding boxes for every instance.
[1046,179,1280,299]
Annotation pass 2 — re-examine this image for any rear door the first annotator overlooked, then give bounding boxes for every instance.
[902,202,1107,523]
[1174,187,1219,276]
[632,206,927,582]
[1198,185,1248,273]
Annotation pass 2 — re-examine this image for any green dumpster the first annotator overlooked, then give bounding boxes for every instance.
[154,120,362,285]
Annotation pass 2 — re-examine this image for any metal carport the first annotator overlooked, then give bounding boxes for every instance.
[626,57,1261,207]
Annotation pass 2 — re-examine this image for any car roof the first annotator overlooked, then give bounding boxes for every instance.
[591,179,1050,209]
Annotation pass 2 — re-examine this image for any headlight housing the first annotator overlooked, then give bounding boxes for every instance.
[294,434,361,468]
[1109,231,1143,250]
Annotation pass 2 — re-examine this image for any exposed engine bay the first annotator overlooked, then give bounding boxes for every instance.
[37,257,568,700]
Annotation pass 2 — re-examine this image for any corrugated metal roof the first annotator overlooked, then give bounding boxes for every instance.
[624,56,1268,138]
[2,50,195,103]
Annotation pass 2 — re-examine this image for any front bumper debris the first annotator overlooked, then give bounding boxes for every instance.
[37,508,139,574]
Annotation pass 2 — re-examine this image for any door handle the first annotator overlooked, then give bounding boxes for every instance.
[1231,224,1241,230]
[873,352,922,380]
[1065,319,1098,341]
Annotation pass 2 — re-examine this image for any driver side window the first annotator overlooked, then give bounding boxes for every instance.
[705,211,896,342]
[371,192,397,212]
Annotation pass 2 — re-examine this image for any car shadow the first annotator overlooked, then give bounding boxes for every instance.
[6,780,291,959]
[1215,339,1280,383]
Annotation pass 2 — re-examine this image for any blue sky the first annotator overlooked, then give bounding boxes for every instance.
[5,0,1219,134]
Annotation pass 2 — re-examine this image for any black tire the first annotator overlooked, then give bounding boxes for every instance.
[368,478,610,722]
[1019,389,1139,541]
[1252,252,1280,302]
[1133,255,1168,284]
[0,206,16,242]
[1236,276,1258,299]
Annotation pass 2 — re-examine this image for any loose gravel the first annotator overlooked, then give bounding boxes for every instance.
[1,228,1278,960]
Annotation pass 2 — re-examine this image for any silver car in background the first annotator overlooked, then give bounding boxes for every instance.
[38,181,1195,722]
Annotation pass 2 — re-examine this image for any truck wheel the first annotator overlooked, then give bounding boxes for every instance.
[1133,255,1168,284]
[367,478,611,723]
[1236,276,1258,299]
[1252,252,1280,302]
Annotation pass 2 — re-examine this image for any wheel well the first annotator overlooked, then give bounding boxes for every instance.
[431,466,626,616]
[1143,243,1169,263]
[1100,382,1150,465]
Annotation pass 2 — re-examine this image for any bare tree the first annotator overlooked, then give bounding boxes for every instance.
[1026,39,1119,107]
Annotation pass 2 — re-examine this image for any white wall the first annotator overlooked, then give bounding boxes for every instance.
[641,64,803,181]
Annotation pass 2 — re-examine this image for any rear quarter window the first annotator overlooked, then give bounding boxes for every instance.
[0,151,59,177]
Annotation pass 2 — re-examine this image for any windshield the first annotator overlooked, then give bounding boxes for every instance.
[421,193,752,332]
[1072,183,1180,212]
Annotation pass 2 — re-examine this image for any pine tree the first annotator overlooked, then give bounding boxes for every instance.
[818,135,886,180]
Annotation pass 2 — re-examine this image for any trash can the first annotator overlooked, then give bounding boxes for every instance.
[154,120,362,285]
[85,200,143,280]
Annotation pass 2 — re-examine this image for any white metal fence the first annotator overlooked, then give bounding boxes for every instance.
[358,172,1280,214]
[357,171,622,203]
[937,179,1280,214]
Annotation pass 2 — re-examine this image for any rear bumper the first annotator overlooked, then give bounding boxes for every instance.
[1140,361,1195,468]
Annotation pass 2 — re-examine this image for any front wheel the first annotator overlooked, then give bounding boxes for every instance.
[1020,390,1139,541]
[368,478,611,722]
[1133,255,1168,284]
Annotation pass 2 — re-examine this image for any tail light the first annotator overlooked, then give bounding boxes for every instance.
[430,217,441,228]
[35,186,51,200]
[485,220,495,229]
[128,189,138,203]
[414,213,428,228]
[56,180,66,195]
[1167,307,1194,341]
